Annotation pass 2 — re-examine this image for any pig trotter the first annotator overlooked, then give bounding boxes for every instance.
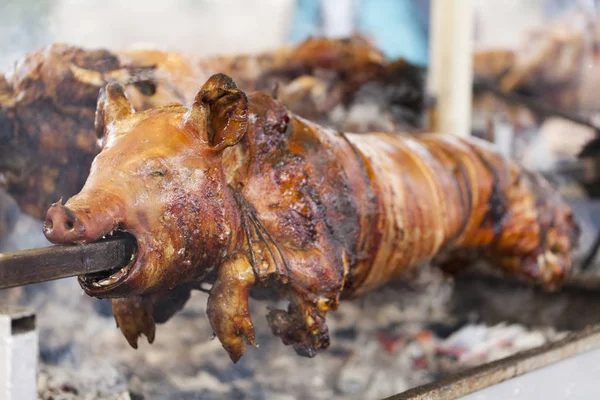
[111,285,192,348]
[207,255,257,363]
[112,296,156,349]
[267,297,330,358]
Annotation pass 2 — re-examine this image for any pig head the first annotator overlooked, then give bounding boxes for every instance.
[43,74,338,362]
[43,74,249,297]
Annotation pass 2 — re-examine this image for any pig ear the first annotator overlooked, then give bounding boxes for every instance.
[187,74,249,151]
[95,82,134,145]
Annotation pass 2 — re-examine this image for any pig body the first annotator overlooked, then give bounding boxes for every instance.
[43,74,578,362]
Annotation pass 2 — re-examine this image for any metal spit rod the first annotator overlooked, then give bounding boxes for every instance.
[0,237,135,290]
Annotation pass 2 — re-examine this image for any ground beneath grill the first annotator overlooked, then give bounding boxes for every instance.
[17,268,562,400]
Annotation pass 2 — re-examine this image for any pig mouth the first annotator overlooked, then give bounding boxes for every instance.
[78,231,141,294]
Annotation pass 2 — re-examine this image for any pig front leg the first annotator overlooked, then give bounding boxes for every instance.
[112,296,155,348]
[266,294,331,358]
[112,284,192,348]
[264,252,342,357]
[207,255,257,362]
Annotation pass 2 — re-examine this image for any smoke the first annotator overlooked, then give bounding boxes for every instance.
[0,0,295,72]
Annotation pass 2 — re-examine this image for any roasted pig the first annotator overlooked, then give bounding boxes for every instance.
[0,37,425,220]
[42,74,579,362]
[473,9,600,113]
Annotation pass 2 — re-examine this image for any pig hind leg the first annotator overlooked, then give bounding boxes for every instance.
[484,170,579,289]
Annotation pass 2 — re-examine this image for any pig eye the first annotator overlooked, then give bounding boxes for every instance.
[150,169,167,177]
[142,160,168,177]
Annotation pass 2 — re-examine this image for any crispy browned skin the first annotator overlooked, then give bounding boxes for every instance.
[1,38,424,220]
[42,74,578,362]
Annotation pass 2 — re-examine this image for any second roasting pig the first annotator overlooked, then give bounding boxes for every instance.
[43,74,579,362]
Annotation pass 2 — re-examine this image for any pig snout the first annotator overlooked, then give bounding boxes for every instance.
[43,200,122,244]
[43,203,88,243]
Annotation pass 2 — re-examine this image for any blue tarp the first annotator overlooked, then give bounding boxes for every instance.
[289,0,430,66]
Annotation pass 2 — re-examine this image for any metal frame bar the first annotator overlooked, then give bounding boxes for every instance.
[386,324,600,400]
